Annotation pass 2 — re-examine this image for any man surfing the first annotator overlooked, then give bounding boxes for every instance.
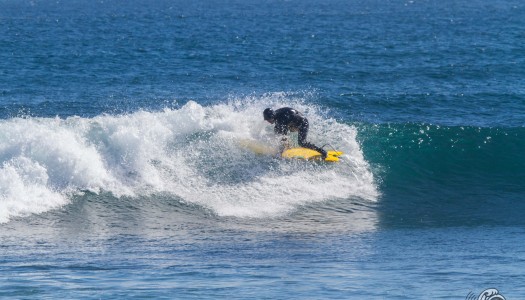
[263,107,327,159]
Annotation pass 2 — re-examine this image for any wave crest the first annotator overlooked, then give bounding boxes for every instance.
[0,98,378,223]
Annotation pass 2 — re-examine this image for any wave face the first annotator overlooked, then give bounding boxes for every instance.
[0,96,378,223]
[359,123,525,227]
[2,97,523,228]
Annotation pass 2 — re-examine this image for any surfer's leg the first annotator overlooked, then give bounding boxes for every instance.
[298,121,327,159]
[297,119,309,146]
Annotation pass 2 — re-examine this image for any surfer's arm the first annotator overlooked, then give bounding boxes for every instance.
[274,123,288,135]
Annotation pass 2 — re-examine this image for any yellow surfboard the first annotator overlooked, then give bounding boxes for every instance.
[238,139,278,155]
[281,147,343,162]
[238,139,343,162]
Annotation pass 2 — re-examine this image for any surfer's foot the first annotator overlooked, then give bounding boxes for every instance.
[320,149,328,160]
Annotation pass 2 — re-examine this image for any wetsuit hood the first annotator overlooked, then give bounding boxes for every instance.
[263,108,274,121]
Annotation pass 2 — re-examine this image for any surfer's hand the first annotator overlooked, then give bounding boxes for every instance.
[280,137,290,149]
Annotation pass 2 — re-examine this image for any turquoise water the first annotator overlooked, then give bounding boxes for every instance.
[1,0,524,298]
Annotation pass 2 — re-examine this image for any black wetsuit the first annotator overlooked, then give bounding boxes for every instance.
[272,107,327,157]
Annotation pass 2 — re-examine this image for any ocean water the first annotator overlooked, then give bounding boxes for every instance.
[1,0,524,298]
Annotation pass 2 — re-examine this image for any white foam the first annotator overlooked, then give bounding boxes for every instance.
[0,96,379,223]
[0,157,65,223]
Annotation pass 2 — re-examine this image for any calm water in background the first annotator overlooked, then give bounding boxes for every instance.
[1,0,525,298]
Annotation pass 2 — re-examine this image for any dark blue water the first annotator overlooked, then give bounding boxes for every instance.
[1,0,524,298]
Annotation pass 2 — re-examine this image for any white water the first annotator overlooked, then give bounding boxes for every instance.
[0,96,378,223]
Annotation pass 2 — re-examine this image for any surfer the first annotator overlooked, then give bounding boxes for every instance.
[263,107,327,159]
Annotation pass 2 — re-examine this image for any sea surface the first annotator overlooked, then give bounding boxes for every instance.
[1,0,524,298]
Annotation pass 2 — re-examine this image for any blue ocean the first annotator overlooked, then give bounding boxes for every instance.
[1,0,524,298]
